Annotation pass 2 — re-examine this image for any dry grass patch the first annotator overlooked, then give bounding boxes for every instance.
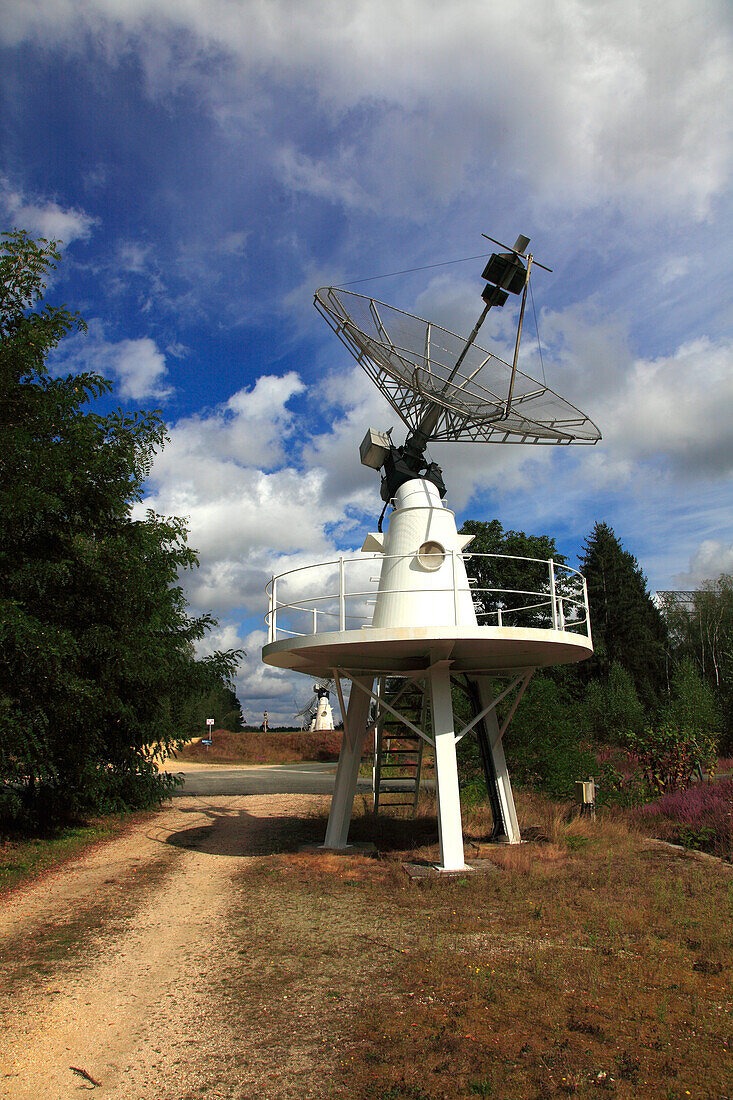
[0,844,179,991]
[220,796,732,1100]
[175,728,343,764]
[0,811,153,896]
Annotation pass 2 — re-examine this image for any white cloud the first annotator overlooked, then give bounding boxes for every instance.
[594,337,733,478]
[193,623,316,725]
[112,337,170,400]
[217,230,249,255]
[117,240,151,273]
[2,2,729,219]
[233,629,331,726]
[136,371,371,620]
[155,372,306,476]
[1,178,97,245]
[51,319,172,400]
[274,144,376,212]
[674,540,733,588]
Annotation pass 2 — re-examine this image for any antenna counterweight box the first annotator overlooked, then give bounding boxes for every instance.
[360,428,392,469]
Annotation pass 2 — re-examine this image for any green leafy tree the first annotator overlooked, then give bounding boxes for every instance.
[659,659,721,756]
[578,522,667,706]
[501,675,595,799]
[584,661,645,742]
[178,684,244,737]
[0,230,243,829]
[662,577,733,754]
[459,519,568,629]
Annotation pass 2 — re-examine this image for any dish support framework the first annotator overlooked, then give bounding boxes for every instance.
[324,661,531,871]
[320,477,538,871]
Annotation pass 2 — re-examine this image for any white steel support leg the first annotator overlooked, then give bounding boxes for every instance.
[428,663,467,871]
[474,676,521,844]
[323,674,373,849]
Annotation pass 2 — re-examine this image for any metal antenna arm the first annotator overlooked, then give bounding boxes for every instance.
[409,300,493,452]
[504,254,533,419]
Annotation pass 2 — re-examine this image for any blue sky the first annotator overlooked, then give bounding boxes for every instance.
[1,1,731,722]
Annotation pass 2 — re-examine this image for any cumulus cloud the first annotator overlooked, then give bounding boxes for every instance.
[602,338,733,476]
[231,629,337,726]
[155,372,306,476]
[51,319,172,400]
[193,623,316,725]
[1,178,98,245]
[536,312,733,481]
[673,540,733,589]
[136,371,374,620]
[111,338,171,400]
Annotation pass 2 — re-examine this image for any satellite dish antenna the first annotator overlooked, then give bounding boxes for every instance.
[294,679,336,731]
[263,233,601,872]
[315,233,600,511]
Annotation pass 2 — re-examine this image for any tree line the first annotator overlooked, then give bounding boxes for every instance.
[457,518,731,803]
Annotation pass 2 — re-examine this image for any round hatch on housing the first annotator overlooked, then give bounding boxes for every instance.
[416,540,446,571]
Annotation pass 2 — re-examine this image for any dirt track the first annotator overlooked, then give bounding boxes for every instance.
[0,794,348,1100]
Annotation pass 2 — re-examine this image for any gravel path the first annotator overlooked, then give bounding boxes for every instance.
[0,794,333,1100]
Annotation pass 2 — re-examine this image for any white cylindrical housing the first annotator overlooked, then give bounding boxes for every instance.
[311,695,335,731]
[372,479,477,629]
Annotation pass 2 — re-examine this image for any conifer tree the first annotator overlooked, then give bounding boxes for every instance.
[578,521,667,707]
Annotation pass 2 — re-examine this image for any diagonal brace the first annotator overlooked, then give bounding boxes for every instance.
[344,672,434,746]
[455,672,527,743]
[495,669,534,744]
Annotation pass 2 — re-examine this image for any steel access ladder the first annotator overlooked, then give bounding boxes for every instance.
[372,676,428,816]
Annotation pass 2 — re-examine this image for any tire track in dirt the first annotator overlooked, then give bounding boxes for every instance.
[0,794,332,1100]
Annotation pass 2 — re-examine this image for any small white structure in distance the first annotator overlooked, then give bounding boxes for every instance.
[310,684,335,731]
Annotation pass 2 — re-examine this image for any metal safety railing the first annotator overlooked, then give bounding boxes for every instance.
[265,552,591,644]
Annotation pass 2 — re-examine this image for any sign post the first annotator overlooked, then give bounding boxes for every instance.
[203,717,214,747]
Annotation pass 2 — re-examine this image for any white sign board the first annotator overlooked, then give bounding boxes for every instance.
[206,718,215,726]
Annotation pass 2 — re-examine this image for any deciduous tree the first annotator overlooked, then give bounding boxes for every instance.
[0,231,243,828]
[459,519,567,629]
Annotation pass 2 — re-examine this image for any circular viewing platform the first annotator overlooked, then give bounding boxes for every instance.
[262,552,593,678]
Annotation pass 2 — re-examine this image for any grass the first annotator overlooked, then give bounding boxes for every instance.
[0,812,148,896]
[222,790,732,1100]
[175,728,344,765]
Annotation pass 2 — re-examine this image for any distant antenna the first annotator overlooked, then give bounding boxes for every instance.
[294,679,336,731]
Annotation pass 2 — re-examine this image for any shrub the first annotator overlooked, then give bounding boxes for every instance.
[624,721,718,796]
[584,662,646,741]
[635,779,733,858]
[502,675,596,800]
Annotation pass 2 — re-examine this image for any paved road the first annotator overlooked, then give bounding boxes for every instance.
[164,759,372,797]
